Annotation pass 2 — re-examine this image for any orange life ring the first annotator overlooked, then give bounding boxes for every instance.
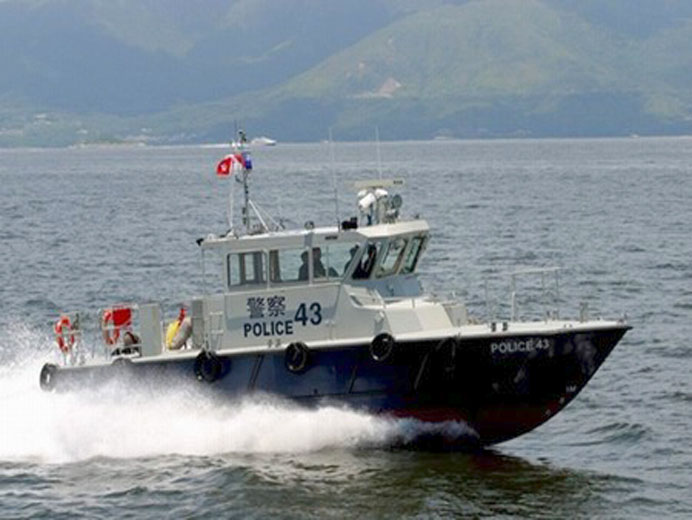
[54,315,75,354]
[102,309,120,346]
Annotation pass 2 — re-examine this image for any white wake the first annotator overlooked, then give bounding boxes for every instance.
[0,322,474,464]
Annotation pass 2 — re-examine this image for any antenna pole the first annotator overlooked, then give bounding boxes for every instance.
[242,168,250,233]
[233,129,250,234]
[329,128,340,230]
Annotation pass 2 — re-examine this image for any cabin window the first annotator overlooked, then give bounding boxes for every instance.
[376,238,407,278]
[352,241,383,280]
[401,236,425,274]
[269,248,308,284]
[317,243,360,281]
[227,252,266,287]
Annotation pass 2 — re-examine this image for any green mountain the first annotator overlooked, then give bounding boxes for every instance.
[2,0,692,145]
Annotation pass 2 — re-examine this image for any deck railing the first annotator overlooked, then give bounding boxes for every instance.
[481,267,561,323]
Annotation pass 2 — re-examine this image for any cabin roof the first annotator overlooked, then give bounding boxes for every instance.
[200,219,430,252]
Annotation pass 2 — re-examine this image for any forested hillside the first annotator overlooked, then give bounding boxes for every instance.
[2,0,692,145]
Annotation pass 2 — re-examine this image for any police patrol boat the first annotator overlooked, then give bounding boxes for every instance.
[40,137,630,446]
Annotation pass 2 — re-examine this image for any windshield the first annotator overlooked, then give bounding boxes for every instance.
[376,238,407,278]
[401,236,425,274]
[352,242,382,280]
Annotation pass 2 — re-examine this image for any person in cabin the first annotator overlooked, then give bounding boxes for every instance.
[298,248,337,280]
[298,251,310,281]
[312,248,327,278]
[353,244,377,279]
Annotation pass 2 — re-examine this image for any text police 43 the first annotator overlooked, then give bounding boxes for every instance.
[243,296,322,337]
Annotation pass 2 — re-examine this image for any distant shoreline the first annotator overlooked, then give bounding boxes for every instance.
[3,133,692,151]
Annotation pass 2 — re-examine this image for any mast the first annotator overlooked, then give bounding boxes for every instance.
[219,129,279,236]
[235,129,251,234]
[242,166,250,234]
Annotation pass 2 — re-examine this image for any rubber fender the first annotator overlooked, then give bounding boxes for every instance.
[194,351,224,383]
[370,333,395,362]
[285,342,310,373]
[39,363,58,391]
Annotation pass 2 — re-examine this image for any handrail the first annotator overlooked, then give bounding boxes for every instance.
[508,267,561,321]
[480,267,562,323]
[207,311,224,351]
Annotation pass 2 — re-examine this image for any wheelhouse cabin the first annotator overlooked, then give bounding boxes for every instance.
[196,218,465,351]
[201,219,430,296]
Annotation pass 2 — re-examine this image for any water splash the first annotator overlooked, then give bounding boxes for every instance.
[0,323,477,464]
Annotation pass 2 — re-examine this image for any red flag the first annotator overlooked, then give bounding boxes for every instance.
[216,154,245,177]
[216,155,233,176]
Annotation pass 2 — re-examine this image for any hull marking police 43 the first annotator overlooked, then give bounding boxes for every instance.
[243,299,322,338]
[490,337,553,355]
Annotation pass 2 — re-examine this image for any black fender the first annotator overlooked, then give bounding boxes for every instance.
[39,363,58,391]
[370,333,396,362]
[194,351,224,383]
[285,342,310,373]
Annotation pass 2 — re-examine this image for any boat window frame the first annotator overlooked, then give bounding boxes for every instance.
[268,247,311,286]
[375,237,409,278]
[352,240,385,280]
[226,250,268,290]
[400,235,427,275]
[312,241,363,283]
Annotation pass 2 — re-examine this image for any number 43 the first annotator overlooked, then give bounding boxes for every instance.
[294,302,322,326]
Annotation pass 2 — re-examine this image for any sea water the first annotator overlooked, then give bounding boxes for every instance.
[1,138,690,518]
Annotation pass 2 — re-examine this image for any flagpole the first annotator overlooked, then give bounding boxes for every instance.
[228,175,235,232]
[235,129,251,234]
[242,168,250,234]
[217,129,252,235]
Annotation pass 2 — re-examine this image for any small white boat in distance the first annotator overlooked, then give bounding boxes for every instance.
[250,136,277,146]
